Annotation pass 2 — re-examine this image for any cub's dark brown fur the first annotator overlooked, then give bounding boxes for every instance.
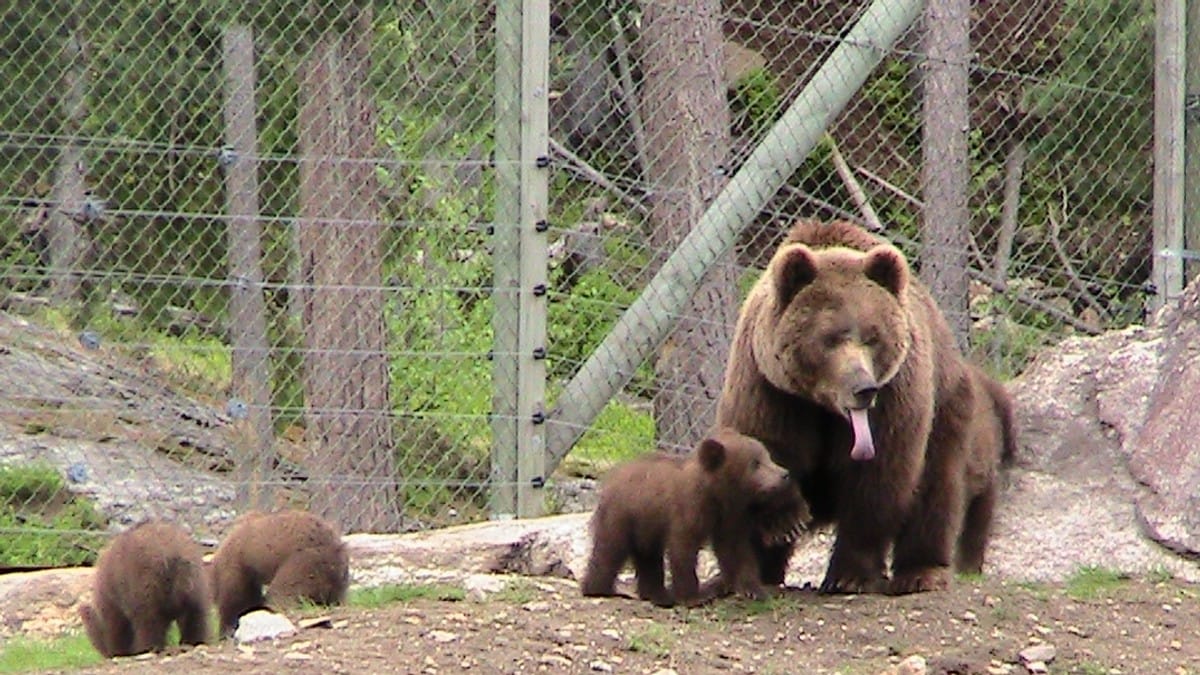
[79,521,210,657]
[210,509,349,636]
[580,428,800,607]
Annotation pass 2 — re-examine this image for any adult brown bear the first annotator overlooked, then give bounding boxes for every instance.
[717,219,1008,594]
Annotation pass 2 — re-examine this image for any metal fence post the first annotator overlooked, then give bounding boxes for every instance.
[1185,0,1200,284]
[1154,0,1185,311]
[493,0,549,519]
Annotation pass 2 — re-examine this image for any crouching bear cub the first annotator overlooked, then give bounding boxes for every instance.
[79,520,210,657]
[580,428,808,607]
[718,220,1012,595]
[209,509,350,636]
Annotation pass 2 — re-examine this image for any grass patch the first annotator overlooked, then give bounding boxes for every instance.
[627,623,675,659]
[1146,565,1175,584]
[0,463,108,567]
[347,583,465,608]
[1065,566,1129,600]
[1015,580,1053,602]
[559,398,655,478]
[0,632,102,673]
[491,579,539,605]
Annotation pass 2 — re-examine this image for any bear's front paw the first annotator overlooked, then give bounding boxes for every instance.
[818,574,888,595]
[888,566,951,595]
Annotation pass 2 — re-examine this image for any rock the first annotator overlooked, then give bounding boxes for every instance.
[589,661,614,673]
[1018,644,1057,664]
[463,573,508,601]
[428,630,459,643]
[1129,281,1200,555]
[233,610,297,643]
[895,654,927,675]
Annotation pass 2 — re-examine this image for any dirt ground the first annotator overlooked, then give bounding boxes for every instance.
[72,573,1200,675]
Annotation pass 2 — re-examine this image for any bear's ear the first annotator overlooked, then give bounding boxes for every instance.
[864,245,908,297]
[696,438,726,472]
[773,245,818,303]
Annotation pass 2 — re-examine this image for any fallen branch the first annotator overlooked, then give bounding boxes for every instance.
[825,134,883,231]
[548,137,649,217]
[856,166,923,209]
[1047,196,1109,326]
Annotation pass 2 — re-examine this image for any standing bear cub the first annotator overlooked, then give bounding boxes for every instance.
[580,428,807,607]
[209,509,350,636]
[79,520,210,657]
[718,219,1012,595]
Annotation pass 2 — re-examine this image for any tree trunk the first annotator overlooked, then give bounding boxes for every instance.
[638,0,735,453]
[297,7,402,533]
[920,0,972,346]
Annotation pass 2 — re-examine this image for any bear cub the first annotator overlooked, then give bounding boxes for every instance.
[209,509,350,636]
[79,520,211,657]
[580,428,805,607]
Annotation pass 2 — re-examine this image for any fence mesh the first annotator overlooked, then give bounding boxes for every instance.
[0,0,1162,557]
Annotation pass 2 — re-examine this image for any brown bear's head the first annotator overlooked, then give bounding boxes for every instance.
[751,243,913,459]
[697,428,794,503]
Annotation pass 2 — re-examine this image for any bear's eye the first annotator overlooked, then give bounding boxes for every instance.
[750,458,760,470]
[822,331,847,349]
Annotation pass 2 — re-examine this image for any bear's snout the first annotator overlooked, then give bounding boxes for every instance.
[851,384,879,409]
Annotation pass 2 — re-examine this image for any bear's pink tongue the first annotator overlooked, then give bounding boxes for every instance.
[849,408,875,461]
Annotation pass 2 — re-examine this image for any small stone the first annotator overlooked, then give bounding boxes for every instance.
[1019,644,1057,664]
[650,670,679,675]
[1025,661,1048,674]
[894,654,927,675]
[233,610,297,643]
[539,654,573,668]
[600,628,621,641]
[1170,640,1182,650]
[962,610,978,623]
[428,630,459,643]
[589,660,614,672]
[282,652,312,661]
[522,601,552,612]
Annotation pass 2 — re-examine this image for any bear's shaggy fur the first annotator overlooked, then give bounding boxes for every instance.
[717,219,1003,594]
[956,365,1017,573]
[580,428,802,606]
[79,520,210,657]
[209,509,349,636]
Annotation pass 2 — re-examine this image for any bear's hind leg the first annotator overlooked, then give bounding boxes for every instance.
[129,612,170,654]
[634,549,673,607]
[176,596,211,647]
[955,483,997,574]
[580,534,629,598]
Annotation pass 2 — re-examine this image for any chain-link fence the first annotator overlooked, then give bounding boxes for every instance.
[0,0,1174,558]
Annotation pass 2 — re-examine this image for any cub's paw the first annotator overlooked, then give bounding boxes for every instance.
[818,574,888,595]
[888,566,951,595]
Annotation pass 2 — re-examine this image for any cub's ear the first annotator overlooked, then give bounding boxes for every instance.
[773,244,818,303]
[696,438,726,472]
[864,245,908,297]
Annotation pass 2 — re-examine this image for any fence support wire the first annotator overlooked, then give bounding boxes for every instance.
[544,0,927,470]
[492,0,550,518]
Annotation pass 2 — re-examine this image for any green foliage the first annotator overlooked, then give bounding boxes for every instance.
[348,583,466,608]
[730,67,782,138]
[558,398,654,478]
[0,632,102,674]
[1065,566,1129,600]
[0,463,108,567]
